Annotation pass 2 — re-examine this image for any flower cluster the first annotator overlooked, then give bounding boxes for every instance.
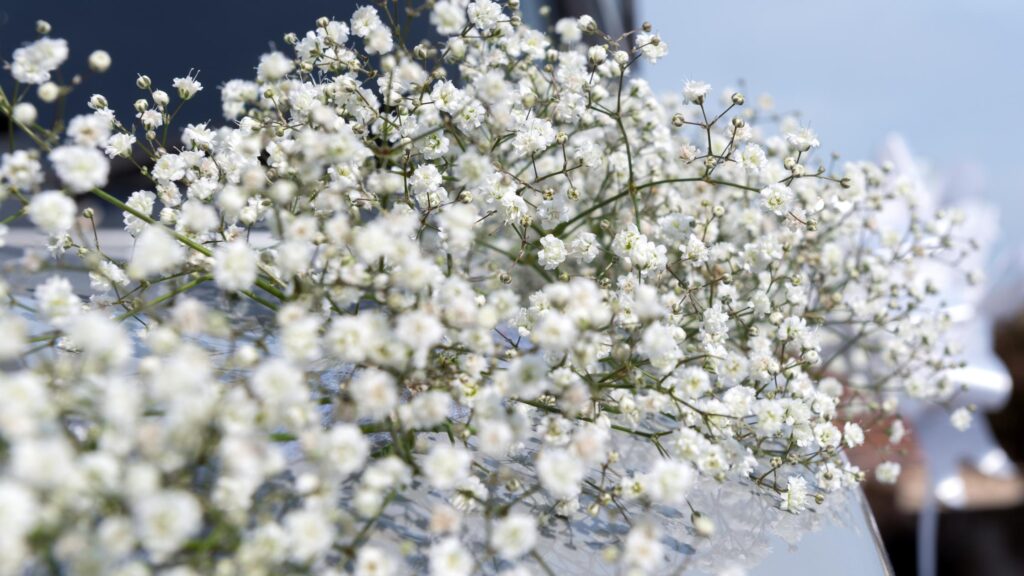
[0,2,971,574]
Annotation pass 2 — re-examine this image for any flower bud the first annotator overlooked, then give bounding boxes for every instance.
[88,50,112,73]
[671,113,685,127]
[692,512,715,537]
[88,94,108,110]
[284,32,298,45]
[136,75,152,90]
[731,92,745,105]
[152,90,169,108]
[11,102,37,125]
[316,16,330,28]
[133,98,149,113]
[578,15,598,33]
[36,20,51,35]
[37,82,59,103]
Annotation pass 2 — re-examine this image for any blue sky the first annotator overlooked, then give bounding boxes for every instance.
[639,0,1024,252]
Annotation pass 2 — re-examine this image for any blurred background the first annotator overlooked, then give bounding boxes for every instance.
[2,1,1023,574]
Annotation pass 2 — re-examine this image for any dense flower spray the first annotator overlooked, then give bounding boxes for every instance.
[0,2,973,574]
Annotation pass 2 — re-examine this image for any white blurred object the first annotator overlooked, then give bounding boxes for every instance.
[880,134,1019,576]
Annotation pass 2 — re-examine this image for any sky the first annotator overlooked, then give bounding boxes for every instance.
[639,0,1024,254]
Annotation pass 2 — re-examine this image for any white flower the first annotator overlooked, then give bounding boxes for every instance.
[843,422,865,448]
[760,183,794,216]
[423,445,472,490]
[214,241,259,292]
[740,143,767,174]
[104,133,136,158]
[536,448,585,499]
[251,359,307,410]
[11,102,37,125]
[11,37,68,84]
[431,1,467,35]
[537,235,567,270]
[123,190,155,236]
[555,18,583,43]
[283,508,335,563]
[67,113,111,147]
[49,145,110,193]
[467,0,503,31]
[636,32,668,63]
[152,153,187,182]
[134,490,202,561]
[88,49,111,72]
[950,407,972,431]
[780,475,809,512]
[875,461,902,484]
[172,73,203,100]
[513,117,555,155]
[351,6,385,37]
[490,513,537,560]
[257,51,294,81]
[65,311,132,368]
[325,424,370,478]
[138,109,164,129]
[35,275,81,322]
[643,459,694,505]
[128,226,185,279]
[786,126,820,151]
[637,322,685,374]
[430,537,473,576]
[354,546,397,576]
[350,368,398,420]
[683,80,711,104]
[27,190,76,235]
[623,523,664,572]
[569,232,600,263]
[1,150,44,190]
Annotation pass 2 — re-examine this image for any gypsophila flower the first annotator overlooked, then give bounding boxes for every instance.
[491,513,537,560]
[683,80,711,104]
[172,72,203,100]
[214,240,259,292]
[538,234,567,270]
[780,476,810,512]
[430,537,474,576]
[950,407,973,431]
[27,190,76,235]
[49,145,110,193]
[11,37,68,84]
[0,8,972,574]
[103,132,136,158]
[760,182,794,216]
[786,126,820,151]
[636,32,668,63]
[875,461,902,484]
[467,0,503,31]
